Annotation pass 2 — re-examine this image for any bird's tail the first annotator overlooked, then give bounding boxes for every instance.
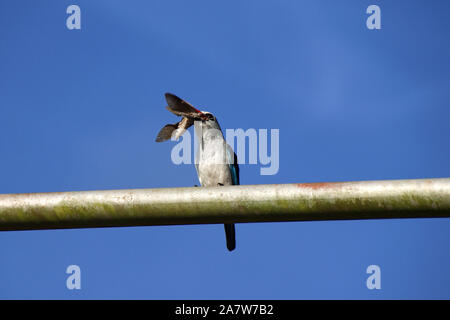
[224,223,236,251]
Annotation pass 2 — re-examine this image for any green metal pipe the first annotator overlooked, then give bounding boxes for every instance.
[0,178,449,231]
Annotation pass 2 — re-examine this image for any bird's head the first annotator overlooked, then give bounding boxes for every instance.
[196,110,221,132]
[197,111,216,122]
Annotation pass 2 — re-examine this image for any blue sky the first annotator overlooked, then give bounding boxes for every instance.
[0,0,449,299]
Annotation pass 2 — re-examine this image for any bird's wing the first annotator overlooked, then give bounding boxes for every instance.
[165,93,203,117]
[226,144,239,185]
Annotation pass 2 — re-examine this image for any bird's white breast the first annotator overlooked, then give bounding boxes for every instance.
[196,130,232,187]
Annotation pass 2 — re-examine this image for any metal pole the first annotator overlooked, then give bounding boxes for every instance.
[0,178,449,231]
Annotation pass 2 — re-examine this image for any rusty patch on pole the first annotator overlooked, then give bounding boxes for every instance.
[296,182,342,190]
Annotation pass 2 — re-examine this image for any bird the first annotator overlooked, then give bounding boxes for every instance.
[156,93,238,251]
